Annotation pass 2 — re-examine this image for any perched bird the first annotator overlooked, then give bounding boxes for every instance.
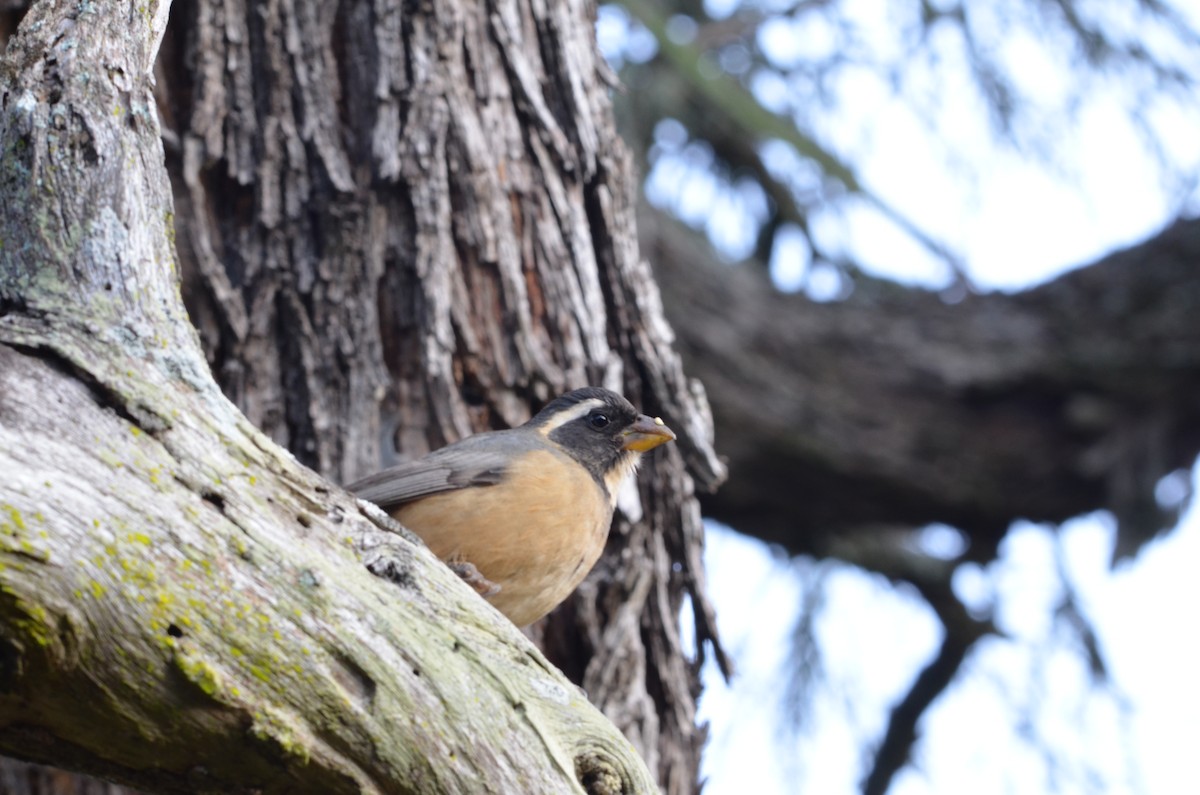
[348,387,676,626]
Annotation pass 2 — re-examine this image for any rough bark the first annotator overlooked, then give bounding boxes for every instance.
[8,0,1190,790]
[0,0,713,792]
[155,0,727,790]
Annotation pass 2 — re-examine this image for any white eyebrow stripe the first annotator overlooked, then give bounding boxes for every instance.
[538,398,606,434]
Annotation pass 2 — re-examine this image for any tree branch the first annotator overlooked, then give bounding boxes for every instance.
[645,204,1199,795]
[646,209,1200,565]
[861,574,993,795]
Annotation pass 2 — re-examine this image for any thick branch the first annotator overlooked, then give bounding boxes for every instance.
[0,342,654,793]
[646,208,1199,795]
[646,211,1200,564]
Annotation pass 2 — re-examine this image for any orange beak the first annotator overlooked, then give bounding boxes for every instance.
[621,414,677,452]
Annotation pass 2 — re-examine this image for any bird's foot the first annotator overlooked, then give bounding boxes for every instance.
[447,559,501,598]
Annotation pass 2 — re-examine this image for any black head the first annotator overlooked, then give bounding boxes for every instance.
[529,387,675,487]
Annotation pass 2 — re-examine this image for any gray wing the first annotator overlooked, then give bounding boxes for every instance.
[345,429,534,510]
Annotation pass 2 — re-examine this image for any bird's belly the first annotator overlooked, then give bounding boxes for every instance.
[391,449,613,626]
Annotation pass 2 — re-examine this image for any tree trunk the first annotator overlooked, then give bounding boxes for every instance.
[0,0,723,792]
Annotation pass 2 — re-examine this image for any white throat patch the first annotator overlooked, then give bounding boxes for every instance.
[604,451,643,505]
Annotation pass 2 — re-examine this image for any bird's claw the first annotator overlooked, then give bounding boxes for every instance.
[447,560,501,598]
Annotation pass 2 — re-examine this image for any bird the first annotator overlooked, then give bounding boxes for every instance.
[348,387,677,627]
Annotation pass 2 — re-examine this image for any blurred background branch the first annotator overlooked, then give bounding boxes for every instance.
[602,0,1200,792]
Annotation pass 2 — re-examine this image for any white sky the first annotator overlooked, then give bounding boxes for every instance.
[605,1,1200,793]
[700,486,1200,794]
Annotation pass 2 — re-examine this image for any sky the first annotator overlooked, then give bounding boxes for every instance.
[700,505,1200,794]
[597,1,1200,793]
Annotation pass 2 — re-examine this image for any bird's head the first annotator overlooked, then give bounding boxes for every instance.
[531,387,676,495]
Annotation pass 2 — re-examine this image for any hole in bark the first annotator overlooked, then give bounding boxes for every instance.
[201,491,226,513]
[167,623,183,638]
[297,513,312,528]
[461,375,486,406]
[0,8,31,44]
[575,754,623,795]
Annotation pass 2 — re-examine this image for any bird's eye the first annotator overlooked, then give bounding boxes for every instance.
[588,412,610,430]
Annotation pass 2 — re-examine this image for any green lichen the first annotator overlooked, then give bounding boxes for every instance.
[250,709,310,763]
[1,504,27,534]
[97,449,124,469]
[11,600,52,647]
[174,651,222,697]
